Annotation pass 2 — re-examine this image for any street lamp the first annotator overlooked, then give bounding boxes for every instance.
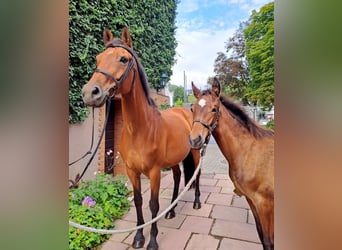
[158,72,168,92]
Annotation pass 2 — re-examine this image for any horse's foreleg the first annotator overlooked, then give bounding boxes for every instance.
[192,150,201,209]
[165,165,181,219]
[126,168,145,249]
[193,168,201,209]
[147,169,161,250]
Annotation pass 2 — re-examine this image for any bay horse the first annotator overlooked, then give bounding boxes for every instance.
[189,78,274,250]
[82,27,201,250]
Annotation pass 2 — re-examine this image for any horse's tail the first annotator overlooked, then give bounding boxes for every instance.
[182,151,196,188]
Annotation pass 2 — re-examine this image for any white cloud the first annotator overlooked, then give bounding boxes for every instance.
[171,0,272,90]
[178,0,201,13]
[170,27,235,90]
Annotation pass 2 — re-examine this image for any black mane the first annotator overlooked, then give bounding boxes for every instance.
[201,90,274,139]
[106,39,157,107]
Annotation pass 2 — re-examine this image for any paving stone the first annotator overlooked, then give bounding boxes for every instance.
[207,193,233,206]
[160,171,174,188]
[158,197,186,214]
[247,209,256,225]
[200,185,222,193]
[211,205,248,223]
[216,179,234,188]
[124,226,191,250]
[158,213,187,229]
[180,202,213,218]
[231,195,250,209]
[211,219,260,243]
[107,219,136,242]
[199,177,218,186]
[100,240,130,250]
[180,215,214,234]
[185,234,220,250]
[159,188,175,199]
[178,189,210,203]
[214,173,228,179]
[219,238,262,250]
[220,186,236,195]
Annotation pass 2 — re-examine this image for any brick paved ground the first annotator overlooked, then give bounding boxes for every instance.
[101,144,262,250]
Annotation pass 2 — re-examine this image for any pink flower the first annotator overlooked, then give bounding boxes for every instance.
[82,196,96,207]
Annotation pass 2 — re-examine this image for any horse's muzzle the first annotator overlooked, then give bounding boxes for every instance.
[189,135,203,149]
[82,84,107,107]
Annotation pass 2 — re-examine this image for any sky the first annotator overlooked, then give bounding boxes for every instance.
[170,0,272,90]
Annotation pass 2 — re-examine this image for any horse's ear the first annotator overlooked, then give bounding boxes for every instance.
[192,82,201,99]
[122,26,133,49]
[212,77,221,97]
[103,29,113,45]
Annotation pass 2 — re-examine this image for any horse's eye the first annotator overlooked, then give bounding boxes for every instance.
[190,104,193,112]
[211,108,217,113]
[120,57,128,64]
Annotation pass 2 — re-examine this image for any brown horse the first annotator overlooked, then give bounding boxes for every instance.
[82,27,201,250]
[189,78,274,250]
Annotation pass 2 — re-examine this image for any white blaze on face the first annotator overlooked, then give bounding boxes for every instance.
[198,98,206,107]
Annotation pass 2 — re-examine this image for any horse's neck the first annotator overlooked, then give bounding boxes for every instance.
[121,76,159,132]
[214,108,254,171]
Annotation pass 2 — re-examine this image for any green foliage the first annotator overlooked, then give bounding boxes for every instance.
[244,2,274,109]
[172,85,185,103]
[159,104,171,110]
[69,173,131,249]
[187,93,196,104]
[174,98,183,107]
[69,0,178,123]
[266,119,274,130]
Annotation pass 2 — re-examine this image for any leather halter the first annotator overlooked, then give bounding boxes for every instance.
[193,107,220,143]
[94,42,136,95]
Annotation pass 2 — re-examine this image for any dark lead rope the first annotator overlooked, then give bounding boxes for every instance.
[68,107,95,167]
[70,97,113,187]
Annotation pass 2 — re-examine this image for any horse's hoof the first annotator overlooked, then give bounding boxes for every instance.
[132,236,145,249]
[165,210,176,219]
[193,202,201,209]
[147,241,158,250]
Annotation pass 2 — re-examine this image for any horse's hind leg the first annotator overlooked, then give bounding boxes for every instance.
[257,200,274,250]
[126,168,145,249]
[247,197,274,250]
[165,164,181,219]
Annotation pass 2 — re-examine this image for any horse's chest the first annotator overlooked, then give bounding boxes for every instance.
[120,145,156,171]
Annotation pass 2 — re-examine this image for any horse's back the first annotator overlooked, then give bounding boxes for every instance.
[161,107,193,131]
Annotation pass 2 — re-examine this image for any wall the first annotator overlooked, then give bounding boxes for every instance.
[69,107,101,182]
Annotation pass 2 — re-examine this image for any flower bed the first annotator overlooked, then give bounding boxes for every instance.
[69,173,131,249]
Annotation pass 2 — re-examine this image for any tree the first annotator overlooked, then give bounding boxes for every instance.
[210,21,250,104]
[172,85,185,104]
[243,2,274,109]
[69,0,178,123]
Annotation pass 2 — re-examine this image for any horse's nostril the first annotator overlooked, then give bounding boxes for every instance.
[194,135,202,144]
[91,86,100,96]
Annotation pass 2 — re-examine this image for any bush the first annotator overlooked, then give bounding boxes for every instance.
[266,119,274,130]
[69,173,131,249]
[174,98,183,107]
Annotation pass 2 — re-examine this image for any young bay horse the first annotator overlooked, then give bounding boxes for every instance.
[189,78,274,250]
[82,27,201,250]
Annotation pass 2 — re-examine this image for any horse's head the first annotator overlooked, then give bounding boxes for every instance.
[82,27,136,107]
[189,77,221,149]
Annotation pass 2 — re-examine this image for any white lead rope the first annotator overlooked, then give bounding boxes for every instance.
[69,154,203,234]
